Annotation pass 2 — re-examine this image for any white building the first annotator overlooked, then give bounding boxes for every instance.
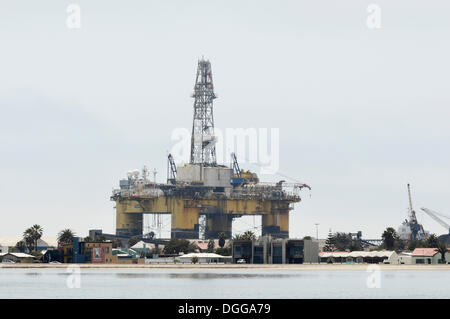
[398,252,413,265]
[178,253,232,264]
[411,248,450,264]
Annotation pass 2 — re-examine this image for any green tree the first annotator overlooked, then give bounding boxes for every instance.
[218,232,226,248]
[163,239,198,254]
[23,224,43,252]
[349,239,363,252]
[243,231,256,241]
[191,256,199,264]
[84,236,92,242]
[437,243,448,264]
[57,229,75,245]
[15,241,26,253]
[152,247,161,255]
[425,234,439,248]
[394,238,407,251]
[187,242,199,253]
[333,232,352,251]
[323,230,335,252]
[95,235,106,242]
[207,239,215,253]
[408,239,425,251]
[215,247,231,256]
[381,227,398,250]
[303,236,312,240]
[233,231,256,241]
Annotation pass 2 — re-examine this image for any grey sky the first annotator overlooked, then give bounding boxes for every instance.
[1,1,450,240]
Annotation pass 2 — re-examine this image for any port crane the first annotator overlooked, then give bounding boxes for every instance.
[406,184,427,240]
[421,207,450,235]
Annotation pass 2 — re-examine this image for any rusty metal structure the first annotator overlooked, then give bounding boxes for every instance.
[111,58,310,239]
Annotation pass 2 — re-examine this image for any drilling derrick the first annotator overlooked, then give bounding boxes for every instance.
[190,59,217,166]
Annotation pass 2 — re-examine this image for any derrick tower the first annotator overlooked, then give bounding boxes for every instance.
[190,59,217,166]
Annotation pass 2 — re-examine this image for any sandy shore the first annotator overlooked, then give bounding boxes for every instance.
[1,264,450,270]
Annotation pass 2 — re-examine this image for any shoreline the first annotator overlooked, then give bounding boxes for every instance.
[1,264,450,270]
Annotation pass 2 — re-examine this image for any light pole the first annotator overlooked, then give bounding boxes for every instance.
[315,223,319,240]
[315,223,320,264]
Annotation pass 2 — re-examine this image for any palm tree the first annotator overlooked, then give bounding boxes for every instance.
[232,231,256,241]
[57,229,75,244]
[242,231,256,241]
[437,243,448,264]
[381,227,398,250]
[15,240,26,253]
[23,229,35,252]
[425,234,439,248]
[23,224,43,252]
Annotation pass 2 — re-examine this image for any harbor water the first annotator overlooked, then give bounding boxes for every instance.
[0,268,449,299]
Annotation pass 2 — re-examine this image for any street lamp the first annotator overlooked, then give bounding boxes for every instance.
[315,223,320,264]
[314,223,319,240]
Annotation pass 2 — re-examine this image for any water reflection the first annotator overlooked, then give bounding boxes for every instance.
[114,273,301,279]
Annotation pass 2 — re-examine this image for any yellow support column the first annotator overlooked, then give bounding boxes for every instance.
[262,209,289,238]
[115,200,143,237]
[171,199,200,238]
[205,214,233,239]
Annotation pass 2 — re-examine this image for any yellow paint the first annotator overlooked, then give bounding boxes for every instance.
[115,195,299,235]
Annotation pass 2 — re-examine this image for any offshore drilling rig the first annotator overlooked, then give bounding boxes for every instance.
[111,59,310,239]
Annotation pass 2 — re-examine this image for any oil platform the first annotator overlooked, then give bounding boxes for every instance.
[111,59,310,239]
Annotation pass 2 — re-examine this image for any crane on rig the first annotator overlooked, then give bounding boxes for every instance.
[167,153,177,184]
[421,207,450,235]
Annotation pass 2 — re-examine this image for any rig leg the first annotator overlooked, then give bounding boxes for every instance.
[115,201,143,237]
[262,210,289,238]
[171,202,199,239]
[205,214,233,239]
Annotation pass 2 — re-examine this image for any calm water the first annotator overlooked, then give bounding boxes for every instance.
[0,268,449,298]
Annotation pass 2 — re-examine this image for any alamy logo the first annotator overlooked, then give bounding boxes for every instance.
[66,4,81,29]
[366,4,382,29]
[170,127,280,175]
[366,264,381,289]
[66,265,81,288]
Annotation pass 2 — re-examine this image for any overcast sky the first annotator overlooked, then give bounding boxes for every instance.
[1,0,450,240]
